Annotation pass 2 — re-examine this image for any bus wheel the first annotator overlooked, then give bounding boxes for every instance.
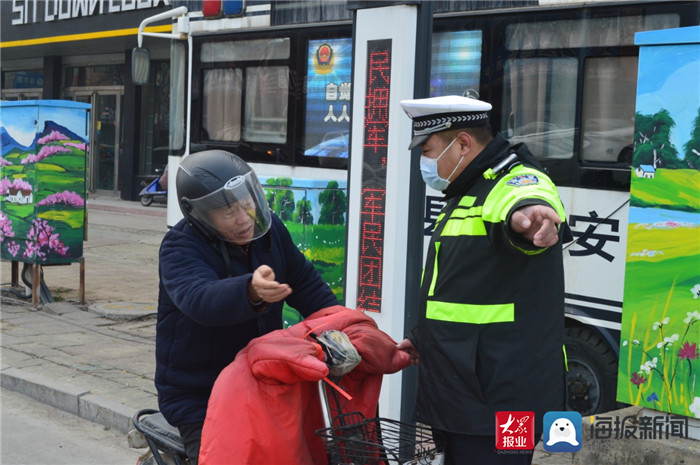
[565,326,618,416]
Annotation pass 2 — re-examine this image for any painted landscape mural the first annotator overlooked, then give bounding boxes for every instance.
[0,100,89,265]
[260,176,347,326]
[617,32,700,418]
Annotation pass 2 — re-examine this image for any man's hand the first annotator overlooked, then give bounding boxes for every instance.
[397,338,420,366]
[248,265,292,304]
[510,204,562,248]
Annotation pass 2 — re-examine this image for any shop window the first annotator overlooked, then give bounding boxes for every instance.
[2,70,43,100]
[2,70,44,89]
[64,65,124,87]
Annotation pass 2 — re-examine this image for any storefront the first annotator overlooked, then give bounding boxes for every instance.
[1,0,173,199]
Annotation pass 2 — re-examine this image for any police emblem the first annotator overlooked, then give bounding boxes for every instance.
[506,174,539,187]
[314,43,334,75]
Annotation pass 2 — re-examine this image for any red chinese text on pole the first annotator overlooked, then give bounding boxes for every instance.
[357,40,392,312]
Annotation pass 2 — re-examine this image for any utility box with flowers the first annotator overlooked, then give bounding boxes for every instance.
[0,100,89,274]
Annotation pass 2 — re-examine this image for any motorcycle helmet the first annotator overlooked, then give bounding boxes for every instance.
[176,150,271,244]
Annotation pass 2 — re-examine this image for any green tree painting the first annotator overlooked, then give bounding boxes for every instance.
[682,107,700,170]
[633,110,683,169]
[318,180,347,225]
[295,199,313,225]
[260,177,347,328]
[265,178,295,221]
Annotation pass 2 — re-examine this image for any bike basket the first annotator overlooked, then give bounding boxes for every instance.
[315,414,444,465]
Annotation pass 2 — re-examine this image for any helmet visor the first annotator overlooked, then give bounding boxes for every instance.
[186,170,271,244]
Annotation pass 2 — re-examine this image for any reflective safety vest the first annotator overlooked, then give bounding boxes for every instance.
[414,148,567,435]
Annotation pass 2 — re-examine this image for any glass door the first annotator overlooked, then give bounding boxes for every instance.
[94,94,119,191]
[68,90,122,194]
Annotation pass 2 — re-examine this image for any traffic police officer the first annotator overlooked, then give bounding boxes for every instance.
[397,95,568,465]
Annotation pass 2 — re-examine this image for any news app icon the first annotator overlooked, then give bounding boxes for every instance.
[495,411,535,451]
[543,411,582,452]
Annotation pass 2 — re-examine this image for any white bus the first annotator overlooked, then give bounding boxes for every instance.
[133,0,700,416]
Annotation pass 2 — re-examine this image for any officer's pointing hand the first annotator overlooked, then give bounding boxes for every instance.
[510,204,561,248]
[249,265,292,304]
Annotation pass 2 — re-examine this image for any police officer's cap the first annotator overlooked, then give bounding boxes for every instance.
[400,95,492,149]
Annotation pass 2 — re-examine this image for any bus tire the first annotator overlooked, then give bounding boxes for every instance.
[564,326,618,416]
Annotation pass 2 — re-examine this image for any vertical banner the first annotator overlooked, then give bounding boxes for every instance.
[356,40,392,312]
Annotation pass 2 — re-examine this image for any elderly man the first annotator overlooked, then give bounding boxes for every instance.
[156,150,338,464]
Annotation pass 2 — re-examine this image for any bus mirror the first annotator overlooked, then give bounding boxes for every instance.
[132,47,150,85]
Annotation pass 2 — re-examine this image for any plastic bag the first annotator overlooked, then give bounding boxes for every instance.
[315,330,361,378]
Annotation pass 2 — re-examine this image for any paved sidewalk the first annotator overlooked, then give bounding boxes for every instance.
[1,195,163,436]
[1,298,158,434]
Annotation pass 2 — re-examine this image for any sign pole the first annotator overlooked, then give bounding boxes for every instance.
[345,0,429,421]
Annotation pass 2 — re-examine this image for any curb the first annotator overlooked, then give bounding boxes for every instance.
[0,364,136,434]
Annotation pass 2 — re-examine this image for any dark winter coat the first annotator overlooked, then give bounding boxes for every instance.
[410,134,567,435]
[155,213,338,427]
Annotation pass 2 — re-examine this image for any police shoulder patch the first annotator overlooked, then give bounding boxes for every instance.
[506,174,539,187]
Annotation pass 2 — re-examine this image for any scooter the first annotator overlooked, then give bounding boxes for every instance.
[139,166,168,207]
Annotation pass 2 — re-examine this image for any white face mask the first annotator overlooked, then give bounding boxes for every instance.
[419,137,463,192]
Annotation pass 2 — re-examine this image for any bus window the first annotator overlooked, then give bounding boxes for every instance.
[203,68,243,142]
[503,57,578,160]
[505,14,679,50]
[430,30,482,97]
[200,38,291,145]
[201,38,290,62]
[304,38,352,159]
[581,56,638,165]
[243,66,288,143]
[201,65,289,144]
[501,11,679,186]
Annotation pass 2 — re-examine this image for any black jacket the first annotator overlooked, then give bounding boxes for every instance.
[411,134,567,435]
[155,213,338,427]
